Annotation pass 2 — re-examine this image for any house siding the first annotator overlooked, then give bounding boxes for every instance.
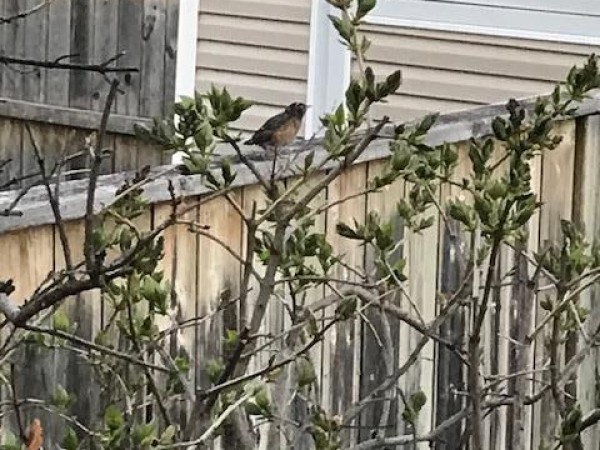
[356,24,600,121]
[195,2,600,127]
[196,0,312,132]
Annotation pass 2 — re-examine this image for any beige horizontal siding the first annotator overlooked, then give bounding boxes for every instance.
[201,0,310,24]
[356,24,600,121]
[196,0,311,132]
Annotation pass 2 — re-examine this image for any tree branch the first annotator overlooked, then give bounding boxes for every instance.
[0,52,138,73]
[84,79,120,274]
[0,0,53,25]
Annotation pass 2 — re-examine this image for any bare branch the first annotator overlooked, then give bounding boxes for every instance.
[24,124,74,272]
[0,52,138,74]
[21,324,170,373]
[0,0,53,25]
[84,79,120,274]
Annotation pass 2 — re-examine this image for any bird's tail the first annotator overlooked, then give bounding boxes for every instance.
[244,138,255,145]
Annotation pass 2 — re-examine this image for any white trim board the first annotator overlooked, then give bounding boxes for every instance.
[370,0,600,46]
[174,0,200,101]
[173,0,200,165]
[305,0,351,138]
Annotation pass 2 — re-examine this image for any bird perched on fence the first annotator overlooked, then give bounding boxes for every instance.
[244,102,308,152]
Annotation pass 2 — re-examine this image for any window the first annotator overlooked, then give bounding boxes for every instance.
[370,0,600,45]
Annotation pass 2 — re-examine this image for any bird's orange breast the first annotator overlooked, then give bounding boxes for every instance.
[271,117,301,146]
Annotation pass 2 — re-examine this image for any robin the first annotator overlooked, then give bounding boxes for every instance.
[244,102,308,152]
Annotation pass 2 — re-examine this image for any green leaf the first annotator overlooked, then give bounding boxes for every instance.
[328,14,354,44]
[296,358,317,388]
[132,423,157,446]
[63,428,79,450]
[336,222,364,241]
[53,310,71,333]
[255,388,271,410]
[410,390,427,412]
[447,201,474,229]
[356,0,377,20]
[244,401,265,417]
[491,117,508,141]
[224,329,240,348]
[384,70,402,95]
[104,405,124,431]
[335,296,357,320]
[51,385,72,410]
[160,425,177,444]
[206,358,225,384]
[414,113,438,136]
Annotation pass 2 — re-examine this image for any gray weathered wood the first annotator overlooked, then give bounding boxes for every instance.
[140,0,167,117]
[0,98,152,135]
[163,0,179,114]
[45,0,72,106]
[90,0,119,112]
[2,0,26,100]
[0,0,177,120]
[359,160,403,443]
[22,0,47,103]
[116,0,144,116]
[573,115,600,449]
[0,119,22,188]
[68,0,94,110]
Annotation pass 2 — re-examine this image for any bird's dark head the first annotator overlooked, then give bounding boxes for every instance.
[285,102,308,119]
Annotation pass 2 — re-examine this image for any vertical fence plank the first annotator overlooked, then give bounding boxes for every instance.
[573,115,600,449]
[240,184,273,450]
[140,0,167,117]
[434,142,471,450]
[531,120,576,448]
[54,221,103,446]
[508,141,543,450]
[69,0,95,109]
[22,0,47,103]
[359,160,404,443]
[46,0,71,106]
[324,164,367,446]
[116,0,143,116]
[113,134,140,173]
[163,0,179,114]
[404,189,439,449]
[0,119,22,188]
[0,226,54,444]
[1,0,26,100]
[91,0,119,112]
[154,201,198,428]
[195,194,243,449]
[291,174,328,450]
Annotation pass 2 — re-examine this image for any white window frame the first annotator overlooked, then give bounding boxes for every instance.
[305,0,351,138]
[369,0,600,46]
[172,0,200,165]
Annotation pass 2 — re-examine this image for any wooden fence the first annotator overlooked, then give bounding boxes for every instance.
[0,0,179,180]
[0,96,600,449]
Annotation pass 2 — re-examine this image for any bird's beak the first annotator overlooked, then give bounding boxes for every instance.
[306,105,313,109]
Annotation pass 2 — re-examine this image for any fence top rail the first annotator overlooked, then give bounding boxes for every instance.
[1,92,599,234]
[0,98,153,136]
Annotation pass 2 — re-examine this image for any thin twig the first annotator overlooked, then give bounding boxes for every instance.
[0,52,138,73]
[25,124,74,272]
[9,364,26,444]
[84,79,120,274]
[0,0,53,24]
[22,324,170,373]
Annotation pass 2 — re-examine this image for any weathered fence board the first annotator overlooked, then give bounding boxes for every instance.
[574,115,600,449]
[0,0,177,118]
[0,116,167,189]
[0,0,178,175]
